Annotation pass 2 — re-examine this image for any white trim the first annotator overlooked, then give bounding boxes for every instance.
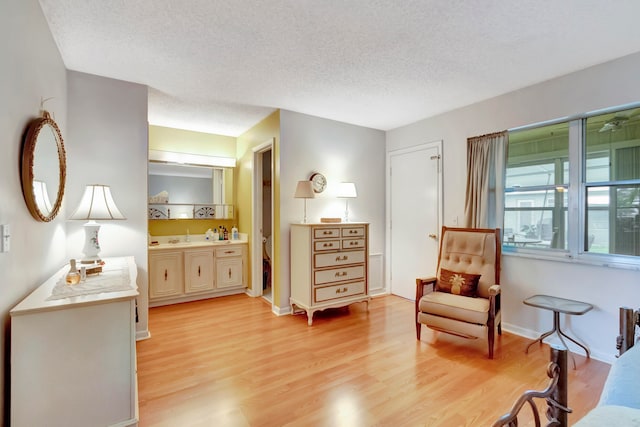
[503,250,640,271]
[149,149,236,168]
[135,330,151,341]
[501,322,614,364]
[385,140,443,295]
[251,139,275,301]
[509,101,640,133]
[273,305,292,316]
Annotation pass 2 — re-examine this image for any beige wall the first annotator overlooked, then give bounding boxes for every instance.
[278,110,386,310]
[66,71,149,338]
[1,0,69,422]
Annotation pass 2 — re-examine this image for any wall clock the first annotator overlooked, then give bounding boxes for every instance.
[309,172,327,193]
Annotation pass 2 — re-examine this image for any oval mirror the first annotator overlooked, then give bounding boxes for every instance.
[21,111,66,222]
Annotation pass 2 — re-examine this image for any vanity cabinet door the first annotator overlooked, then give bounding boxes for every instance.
[185,249,214,294]
[216,257,243,289]
[149,251,183,299]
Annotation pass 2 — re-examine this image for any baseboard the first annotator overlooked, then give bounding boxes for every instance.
[370,289,390,298]
[501,322,614,364]
[273,305,292,316]
[136,329,151,341]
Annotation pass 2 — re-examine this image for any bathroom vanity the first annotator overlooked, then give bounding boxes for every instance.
[148,238,248,307]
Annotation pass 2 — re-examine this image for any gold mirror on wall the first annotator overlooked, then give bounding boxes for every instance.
[21,111,66,222]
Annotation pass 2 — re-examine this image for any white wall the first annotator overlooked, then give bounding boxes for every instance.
[0,0,68,422]
[66,71,150,338]
[279,110,386,309]
[387,52,640,362]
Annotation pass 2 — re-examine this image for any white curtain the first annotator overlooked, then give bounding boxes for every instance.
[464,131,508,229]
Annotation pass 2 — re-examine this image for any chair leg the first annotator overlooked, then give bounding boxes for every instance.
[415,296,422,340]
[488,318,495,359]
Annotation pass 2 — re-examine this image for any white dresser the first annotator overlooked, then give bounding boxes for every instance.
[290,223,370,325]
[11,256,139,427]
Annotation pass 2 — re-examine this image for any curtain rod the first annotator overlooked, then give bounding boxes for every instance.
[467,130,507,141]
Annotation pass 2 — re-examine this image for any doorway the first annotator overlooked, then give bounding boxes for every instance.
[388,141,443,300]
[252,139,274,303]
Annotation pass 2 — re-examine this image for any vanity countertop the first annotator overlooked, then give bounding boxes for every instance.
[149,238,247,251]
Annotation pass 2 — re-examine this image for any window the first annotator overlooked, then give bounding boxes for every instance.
[505,122,569,250]
[504,105,640,266]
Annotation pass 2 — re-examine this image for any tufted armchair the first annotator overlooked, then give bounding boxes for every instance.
[416,226,501,358]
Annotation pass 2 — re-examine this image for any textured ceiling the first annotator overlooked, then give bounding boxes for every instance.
[39,0,640,137]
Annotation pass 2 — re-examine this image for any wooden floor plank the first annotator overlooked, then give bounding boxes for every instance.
[137,294,609,426]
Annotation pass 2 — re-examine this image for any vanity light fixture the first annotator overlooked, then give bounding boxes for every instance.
[294,181,315,223]
[70,184,126,263]
[337,182,357,223]
[149,149,236,168]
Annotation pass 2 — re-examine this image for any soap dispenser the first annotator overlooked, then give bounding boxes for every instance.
[212,228,219,241]
[232,225,239,240]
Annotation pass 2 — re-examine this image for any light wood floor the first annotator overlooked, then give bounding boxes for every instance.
[136,294,610,427]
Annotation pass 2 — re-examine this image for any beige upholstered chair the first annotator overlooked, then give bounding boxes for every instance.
[416,226,502,359]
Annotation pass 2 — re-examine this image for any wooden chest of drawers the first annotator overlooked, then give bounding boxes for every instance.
[290,223,370,325]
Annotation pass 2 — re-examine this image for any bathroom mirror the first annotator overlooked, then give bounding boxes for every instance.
[148,161,234,219]
[21,111,66,222]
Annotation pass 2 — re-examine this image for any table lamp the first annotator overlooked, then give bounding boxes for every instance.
[69,184,126,263]
[294,181,315,223]
[337,182,357,222]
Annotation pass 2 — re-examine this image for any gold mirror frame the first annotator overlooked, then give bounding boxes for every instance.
[21,111,67,222]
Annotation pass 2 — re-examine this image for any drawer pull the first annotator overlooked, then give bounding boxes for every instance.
[228,268,232,279]
[323,243,333,248]
[335,287,348,294]
[335,271,347,277]
[350,241,358,246]
[198,266,201,277]
[349,230,357,234]
[164,269,168,280]
[225,250,235,254]
[323,231,331,235]
[336,255,348,261]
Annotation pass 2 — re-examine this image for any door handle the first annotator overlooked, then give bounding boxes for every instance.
[428,234,437,239]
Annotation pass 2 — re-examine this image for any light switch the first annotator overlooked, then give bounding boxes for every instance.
[1,224,10,253]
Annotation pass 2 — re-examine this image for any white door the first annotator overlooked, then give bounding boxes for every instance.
[389,142,442,300]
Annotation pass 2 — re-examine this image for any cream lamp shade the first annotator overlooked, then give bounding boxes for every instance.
[337,182,357,198]
[294,180,315,223]
[70,184,125,263]
[337,182,357,222]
